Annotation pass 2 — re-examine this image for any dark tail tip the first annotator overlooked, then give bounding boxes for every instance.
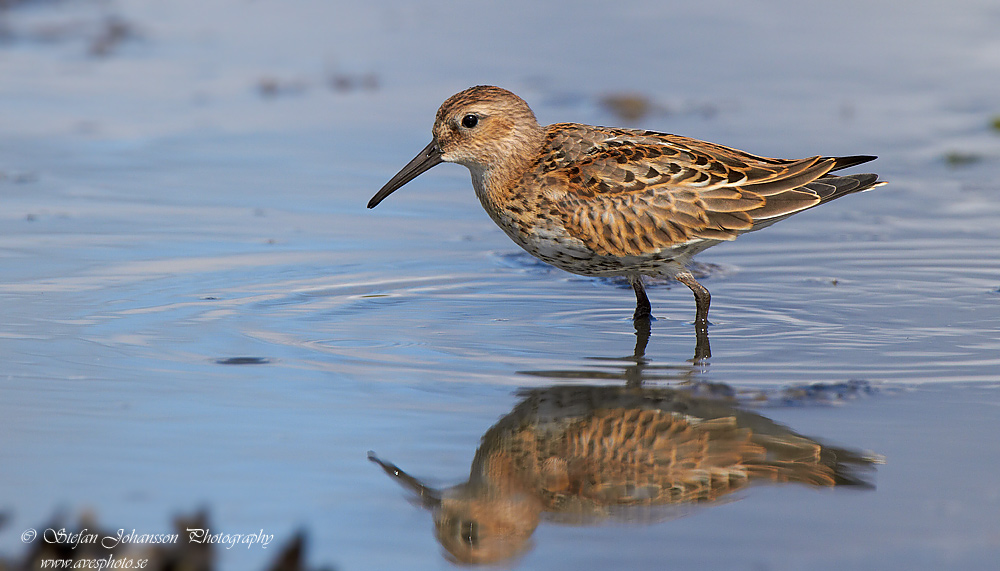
[829,155,878,172]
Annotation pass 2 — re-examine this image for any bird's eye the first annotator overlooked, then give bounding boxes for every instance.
[459,519,479,547]
[461,114,479,129]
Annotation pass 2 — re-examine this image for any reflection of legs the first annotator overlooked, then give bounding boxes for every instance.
[675,271,711,327]
[632,315,650,359]
[632,273,710,362]
[626,316,651,388]
[630,276,651,321]
[692,320,711,361]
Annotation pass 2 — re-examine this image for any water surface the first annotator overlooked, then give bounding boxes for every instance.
[2,1,999,569]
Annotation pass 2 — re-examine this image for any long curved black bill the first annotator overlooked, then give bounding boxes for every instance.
[367,451,442,509]
[367,141,443,209]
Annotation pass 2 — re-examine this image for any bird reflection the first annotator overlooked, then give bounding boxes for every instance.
[370,384,880,565]
[520,315,710,388]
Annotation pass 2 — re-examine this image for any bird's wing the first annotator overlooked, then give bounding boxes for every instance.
[539,125,874,258]
[543,410,759,506]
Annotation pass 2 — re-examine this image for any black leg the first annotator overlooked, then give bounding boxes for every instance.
[675,271,710,327]
[630,276,651,321]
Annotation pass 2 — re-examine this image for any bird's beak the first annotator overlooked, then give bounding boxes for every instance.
[367,141,444,208]
[367,451,442,509]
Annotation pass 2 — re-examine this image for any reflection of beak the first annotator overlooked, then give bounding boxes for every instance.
[367,451,442,509]
[367,141,443,208]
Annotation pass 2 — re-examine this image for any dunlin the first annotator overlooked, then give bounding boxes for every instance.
[369,86,884,325]
[370,385,878,564]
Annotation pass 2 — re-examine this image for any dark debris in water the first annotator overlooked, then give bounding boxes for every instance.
[599,93,661,123]
[991,115,1000,133]
[215,356,272,365]
[0,3,140,57]
[597,91,720,124]
[0,0,65,8]
[0,170,38,184]
[944,151,983,168]
[257,76,309,99]
[0,509,336,571]
[255,71,379,99]
[88,16,138,57]
[327,72,379,93]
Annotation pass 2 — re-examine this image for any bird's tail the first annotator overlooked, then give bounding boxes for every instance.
[745,433,883,488]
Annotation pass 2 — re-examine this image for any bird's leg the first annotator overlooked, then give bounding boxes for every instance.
[674,271,711,361]
[630,276,652,321]
[691,321,711,361]
[675,271,711,327]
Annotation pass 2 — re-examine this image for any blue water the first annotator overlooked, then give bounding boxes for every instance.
[2,1,999,569]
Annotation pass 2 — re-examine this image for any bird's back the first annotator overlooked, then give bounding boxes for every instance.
[504,124,883,266]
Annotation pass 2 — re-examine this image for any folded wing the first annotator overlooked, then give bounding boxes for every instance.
[543,125,881,258]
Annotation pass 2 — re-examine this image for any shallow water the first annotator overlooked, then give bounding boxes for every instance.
[2,0,1000,569]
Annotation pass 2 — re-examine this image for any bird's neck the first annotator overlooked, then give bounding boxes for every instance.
[470,125,546,214]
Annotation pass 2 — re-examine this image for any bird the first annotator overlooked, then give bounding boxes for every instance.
[368,85,885,326]
[369,384,880,564]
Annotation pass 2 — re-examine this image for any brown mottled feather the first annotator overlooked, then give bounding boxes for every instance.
[500,408,842,507]
[371,385,879,564]
[465,386,878,514]
[535,127,874,258]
